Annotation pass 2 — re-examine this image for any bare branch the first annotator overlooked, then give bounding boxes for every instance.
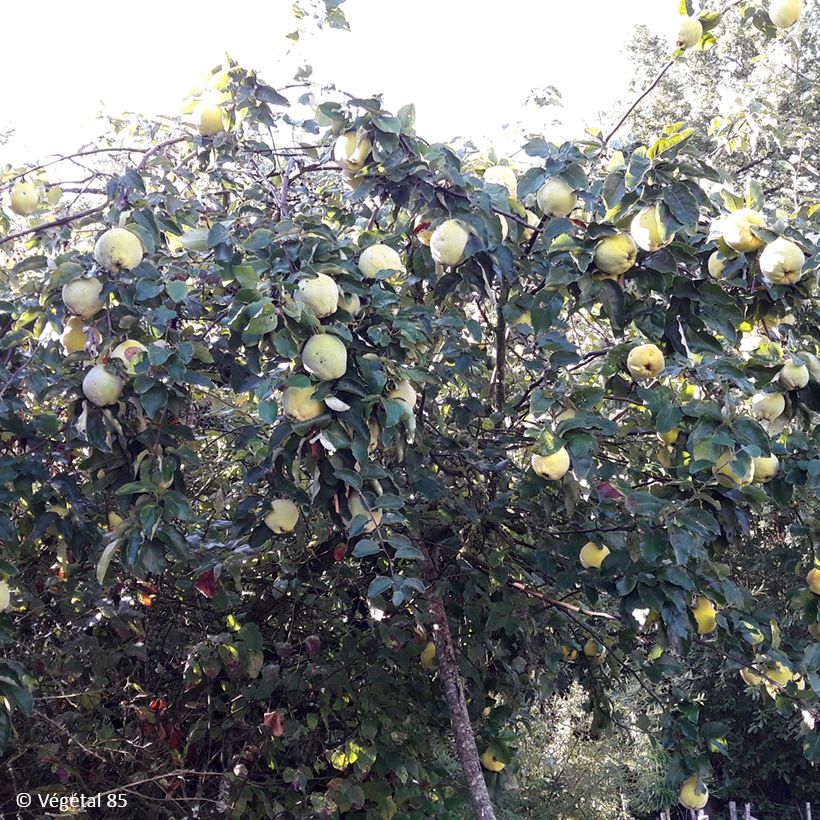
[136,135,188,171]
[0,206,104,246]
[280,157,296,217]
[603,59,675,147]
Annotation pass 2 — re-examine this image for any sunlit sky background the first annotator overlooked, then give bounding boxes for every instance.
[2,0,677,166]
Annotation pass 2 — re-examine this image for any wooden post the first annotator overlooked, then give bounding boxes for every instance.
[744,803,751,820]
[806,802,812,820]
[729,802,738,820]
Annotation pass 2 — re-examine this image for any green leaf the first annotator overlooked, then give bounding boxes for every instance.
[243,229,274,250]
[373,115,401,134]
[334,469,363,491]
[135,278,164,301]
[598,279,625,331]
[648,128,694,159]
[207,223,231,247]
[116,481,158,495]
[1,682,32,716]
[731,417,771,454]
[720,189,744,212]
[148,344,173,365]
[0,329,29,350]
[522,138,554,159]
[602,172,625,209]
[164,490,192,521]
[140,385,169,418]
[166,281,189,302]
[374,494,403,510]
[745,179,765,211]
[139,504,163,539]
[259,399,278,424]
[367,576,392,599]
[237,622,264,651]
[12,256,47,275]
[353,539,380,558]
[256,84,289,106]
[397,103,416,131]
[233,265,259,288]
[661,183,699,229]
[804,643,820,671]
[624,147,650,190]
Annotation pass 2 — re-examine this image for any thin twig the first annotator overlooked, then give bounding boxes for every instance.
[136,136,188,171]
[2,146,154,188]
[0,206,104,246]
[604,60,675,147]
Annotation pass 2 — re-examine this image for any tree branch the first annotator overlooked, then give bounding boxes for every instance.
[463,552,620,622]
[420,545,497,820]
[0,206,104,246]
[280,157,295,217]
[494,282,510,409]
[136,136,188,171]
[2,146,156,188]
[604,59,675,147]
[603,0,746,148]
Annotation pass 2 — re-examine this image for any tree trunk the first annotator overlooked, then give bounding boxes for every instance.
[421,546,497,820]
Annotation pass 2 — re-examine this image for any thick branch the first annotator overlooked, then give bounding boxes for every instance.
[280,157,295,217]
[494,282,510,409]
[421,546,497,820]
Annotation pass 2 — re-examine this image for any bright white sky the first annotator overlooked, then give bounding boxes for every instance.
[1,0,675,167]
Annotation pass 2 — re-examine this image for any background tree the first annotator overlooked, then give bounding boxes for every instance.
[615,1,820,207]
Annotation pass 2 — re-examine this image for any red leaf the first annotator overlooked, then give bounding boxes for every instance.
[195,568,218,599]
[597,482,623,500]
[263,710,284,736]
[333,545,347,562]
